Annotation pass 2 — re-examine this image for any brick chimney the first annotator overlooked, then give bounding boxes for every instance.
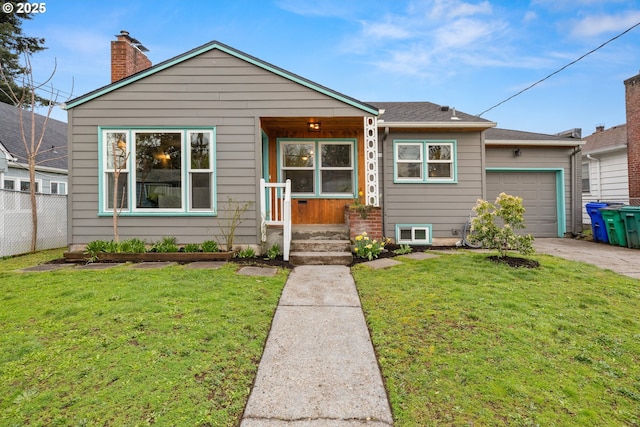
[625,72,640,205]
[111,30,151,83]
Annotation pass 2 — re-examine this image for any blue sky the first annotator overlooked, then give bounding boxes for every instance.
[21,0,640,136]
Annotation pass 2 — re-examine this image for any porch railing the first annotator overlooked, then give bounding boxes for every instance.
[259,179,292,261]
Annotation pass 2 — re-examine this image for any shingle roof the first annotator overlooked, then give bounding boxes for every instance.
[0,102,68,170]
[485,127,578,141]
[582,124,627,154]
[369,101,491,123]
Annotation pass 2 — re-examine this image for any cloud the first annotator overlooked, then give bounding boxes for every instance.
[569,11,640,37]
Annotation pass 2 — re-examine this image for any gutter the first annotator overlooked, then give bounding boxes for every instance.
[486,140,585,147]
[379,121,497,130]
[8,161,68,175]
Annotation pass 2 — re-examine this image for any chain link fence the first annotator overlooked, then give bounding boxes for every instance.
[0,189,67,257]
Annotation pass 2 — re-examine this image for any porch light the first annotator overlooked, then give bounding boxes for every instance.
[307,122,321,132]
[514,148,522,157]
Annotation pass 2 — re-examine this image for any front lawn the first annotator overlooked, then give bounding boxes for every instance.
[0,250,288,426]
[353,251,640,426]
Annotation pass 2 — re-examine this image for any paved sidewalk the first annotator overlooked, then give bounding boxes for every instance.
[240,265,393,426]
[534,238,640,279]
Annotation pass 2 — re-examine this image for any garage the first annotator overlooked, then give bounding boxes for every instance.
[486,171,559,237]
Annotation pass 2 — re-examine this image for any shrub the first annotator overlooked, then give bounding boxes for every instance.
[183,243,201,253]
[264,244,281,260]
[236,247,256,259]
[470,193,534,258]
[201,240,219,252]
[393,244,413,255]
[353,232,386,261]
[119,238,146,253]
[152,237,179,253]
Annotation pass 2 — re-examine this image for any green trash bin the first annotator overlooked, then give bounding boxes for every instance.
[619,206,640,249]
[600,206,626,247]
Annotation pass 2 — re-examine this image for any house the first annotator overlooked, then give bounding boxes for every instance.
[580,70,640,225]
[581,124,629,224]
[64,33,584,256]
[0,101,68,194]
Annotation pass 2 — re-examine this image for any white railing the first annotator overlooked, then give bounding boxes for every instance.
[260,179,292,261]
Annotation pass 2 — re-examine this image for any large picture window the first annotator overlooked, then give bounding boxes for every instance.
[100,128,215,215]
[394,140,457,183]
[279,139,355,197]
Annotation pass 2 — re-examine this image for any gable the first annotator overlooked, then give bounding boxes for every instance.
[66,41,378,116]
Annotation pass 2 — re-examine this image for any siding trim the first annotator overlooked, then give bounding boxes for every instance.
[485,167,566,237]
[66,42,379,116]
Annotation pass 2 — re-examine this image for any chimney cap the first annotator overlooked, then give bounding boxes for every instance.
[115,30,149,52]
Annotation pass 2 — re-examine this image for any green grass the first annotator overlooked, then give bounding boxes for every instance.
[353,251,640,427]
[0,250,288,426]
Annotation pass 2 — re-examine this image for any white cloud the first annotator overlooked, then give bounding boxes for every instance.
[569,11,640,37]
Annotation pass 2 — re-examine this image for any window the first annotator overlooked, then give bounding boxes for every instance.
[582,162,590,193]
[3,179,15,190]
[51,181,67,195]
[394,140,457,183]
[100,128,215,215]
[20,180,40,193]
[279,139,355,197]
[396,224,432,245]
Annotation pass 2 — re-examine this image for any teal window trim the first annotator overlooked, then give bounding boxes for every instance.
[395,224,433,245]
[393,139,458,184]
[276,138,358,198]
[485,167,566,237]
[98,126,217,217]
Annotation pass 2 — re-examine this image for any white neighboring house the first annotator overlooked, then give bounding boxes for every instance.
[0,102,68,194]
[581,124,629,225]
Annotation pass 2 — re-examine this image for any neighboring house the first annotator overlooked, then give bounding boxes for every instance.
[0,101,68,194]
[581,124,629,224]
[64,34,584,252]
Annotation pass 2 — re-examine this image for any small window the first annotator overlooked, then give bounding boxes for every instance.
[3,179,15,190]
[20,180,40,193]
[394,140,456,183]
[582,162,590,193]
[396,224,432,245]
[51,181,67,195]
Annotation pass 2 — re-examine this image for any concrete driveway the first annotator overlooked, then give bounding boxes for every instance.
[533,238,640,280]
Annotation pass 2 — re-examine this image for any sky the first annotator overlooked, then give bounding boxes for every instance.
[17,0,640,137]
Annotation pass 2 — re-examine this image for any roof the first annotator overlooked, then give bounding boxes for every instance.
[0,102,68,170]
[65,40,378,116]
[369,101,495,129]
[485,127,584,147]
[582,124,627,155]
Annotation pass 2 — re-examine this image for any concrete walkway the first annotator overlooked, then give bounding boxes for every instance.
[240,265,393,426]
[534,238,640,280]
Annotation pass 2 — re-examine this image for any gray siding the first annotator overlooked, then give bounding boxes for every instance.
[485,146,580,236]
[68,49,368,247]
[382,131,484,242]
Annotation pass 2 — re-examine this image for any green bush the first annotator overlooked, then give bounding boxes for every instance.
[470,192,534,257]
[183,243,201,253]
[201,240,219,252]
[264,244,281,260]
[119,238,146,253]
[236,247,256,259]
[152,237,179,253]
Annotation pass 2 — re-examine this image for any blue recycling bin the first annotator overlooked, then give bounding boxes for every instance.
[585,202,610,243]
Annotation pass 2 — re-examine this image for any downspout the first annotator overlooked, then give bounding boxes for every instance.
[570,148,580,236]
[586,154,601,199]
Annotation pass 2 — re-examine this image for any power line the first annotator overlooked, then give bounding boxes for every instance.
[477,21,640,117]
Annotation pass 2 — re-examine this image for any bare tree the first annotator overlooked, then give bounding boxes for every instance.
[0,53,68,252]
[107,132,129,241]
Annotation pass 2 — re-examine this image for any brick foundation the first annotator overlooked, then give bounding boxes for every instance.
[625,73,640,205]
[344,205,383,241]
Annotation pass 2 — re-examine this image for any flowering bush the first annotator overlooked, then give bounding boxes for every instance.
[353,231,387,260]
[470,193,534,258]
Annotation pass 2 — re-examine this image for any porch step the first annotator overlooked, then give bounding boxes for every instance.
[289,251,353,266]
[291,224,350,241]
[291,239,351,253]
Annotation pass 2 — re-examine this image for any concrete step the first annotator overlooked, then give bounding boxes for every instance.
[291,224,350,241]
[291,239,351,253]
[289,251,353,266]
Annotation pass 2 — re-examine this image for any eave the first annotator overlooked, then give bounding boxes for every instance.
[379,121,497,130]
[485,139,585,147]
